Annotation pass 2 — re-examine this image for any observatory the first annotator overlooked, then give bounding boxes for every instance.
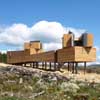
[7,32,96,74]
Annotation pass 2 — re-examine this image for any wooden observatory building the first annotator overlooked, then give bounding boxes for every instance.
[7,31,96,74]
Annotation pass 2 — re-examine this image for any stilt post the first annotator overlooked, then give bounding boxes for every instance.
[84,62,86,74]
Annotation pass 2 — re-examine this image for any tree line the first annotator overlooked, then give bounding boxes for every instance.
[0,53,7,63]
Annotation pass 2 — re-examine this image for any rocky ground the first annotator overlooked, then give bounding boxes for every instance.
[0,63,100,100]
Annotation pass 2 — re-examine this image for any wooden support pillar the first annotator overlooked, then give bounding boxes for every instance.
[44,62,47,70]
[54,62,56,71]
[37,62,39,68]
[30,63,32,67]
[49,62,51,70]
[75,62,78,74]
[69,63,71,72]
[43,62,44,69]
[34,62,36,68]
[57,63,59,71]
[36,62,38,68]
[23,63,26,67]
[42,62,44,69]
[38,62,39,68]
[68,62,70,71]
[72,62,75,74]
[70,63,72,72]
[84,62,86,74]
[58,63,61,71]
[21,64,24,67]
[33,62,35,68]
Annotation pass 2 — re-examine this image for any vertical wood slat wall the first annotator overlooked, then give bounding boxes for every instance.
[7,50,55,64]
[62,34,72,48]
[75,47,96,62]
[7,46,96,64]
[56,47,96,63]
[82,34,93,47]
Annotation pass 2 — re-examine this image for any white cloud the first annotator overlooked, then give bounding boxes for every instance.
[95,46,100,52]
[89,55,100,65]
[0,50,7,54]
[31,21,67,43]
[94,57,100,65]
[0,24,31,45]
[98,56,100,59]
[43,42,62,51]
[96,56,100,64]
[93,46,100,64]
[0,20,86,49]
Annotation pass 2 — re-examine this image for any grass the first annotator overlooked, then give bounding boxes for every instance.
[0,80,100,100]
[0,67,100,100]
[79,83,100,100]
[0,97,27,100]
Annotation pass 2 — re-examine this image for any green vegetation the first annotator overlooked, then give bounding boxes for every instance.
[0,53,7,63]
[0,97,27,100]
[0,71,100,100]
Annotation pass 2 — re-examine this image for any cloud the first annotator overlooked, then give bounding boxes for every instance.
[90,55,100,65]
[95,46,100,52]
[0,20,86,50]
[96,56,100,64]
[43,42,62,51]
[0,24,31,46]
[31,21,67,43]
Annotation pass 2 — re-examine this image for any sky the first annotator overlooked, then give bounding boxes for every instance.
[0,0,100,64]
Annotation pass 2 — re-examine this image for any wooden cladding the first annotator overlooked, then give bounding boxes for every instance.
[24,43,30,50]
[75,47,96,62]
[56,46,96,63]
[7,47,96,64]
[62,34,72,48]
[7,50,55,64]
[30,51,55,62]
[7,50,30,64]
[24,41,43,56]
[28,48,43,55]
[62,33,93,48]
[24,41,42,50]
[30,41,42,50]
[5,32,96,65]
[57,47,75,62]
[82,34,93,47]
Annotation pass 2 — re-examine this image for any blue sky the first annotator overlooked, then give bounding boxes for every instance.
[0,0,100,27]
[0,0,100,63]
[0,0,100,42]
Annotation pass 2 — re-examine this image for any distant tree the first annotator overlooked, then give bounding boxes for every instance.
[0,53,7,63]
